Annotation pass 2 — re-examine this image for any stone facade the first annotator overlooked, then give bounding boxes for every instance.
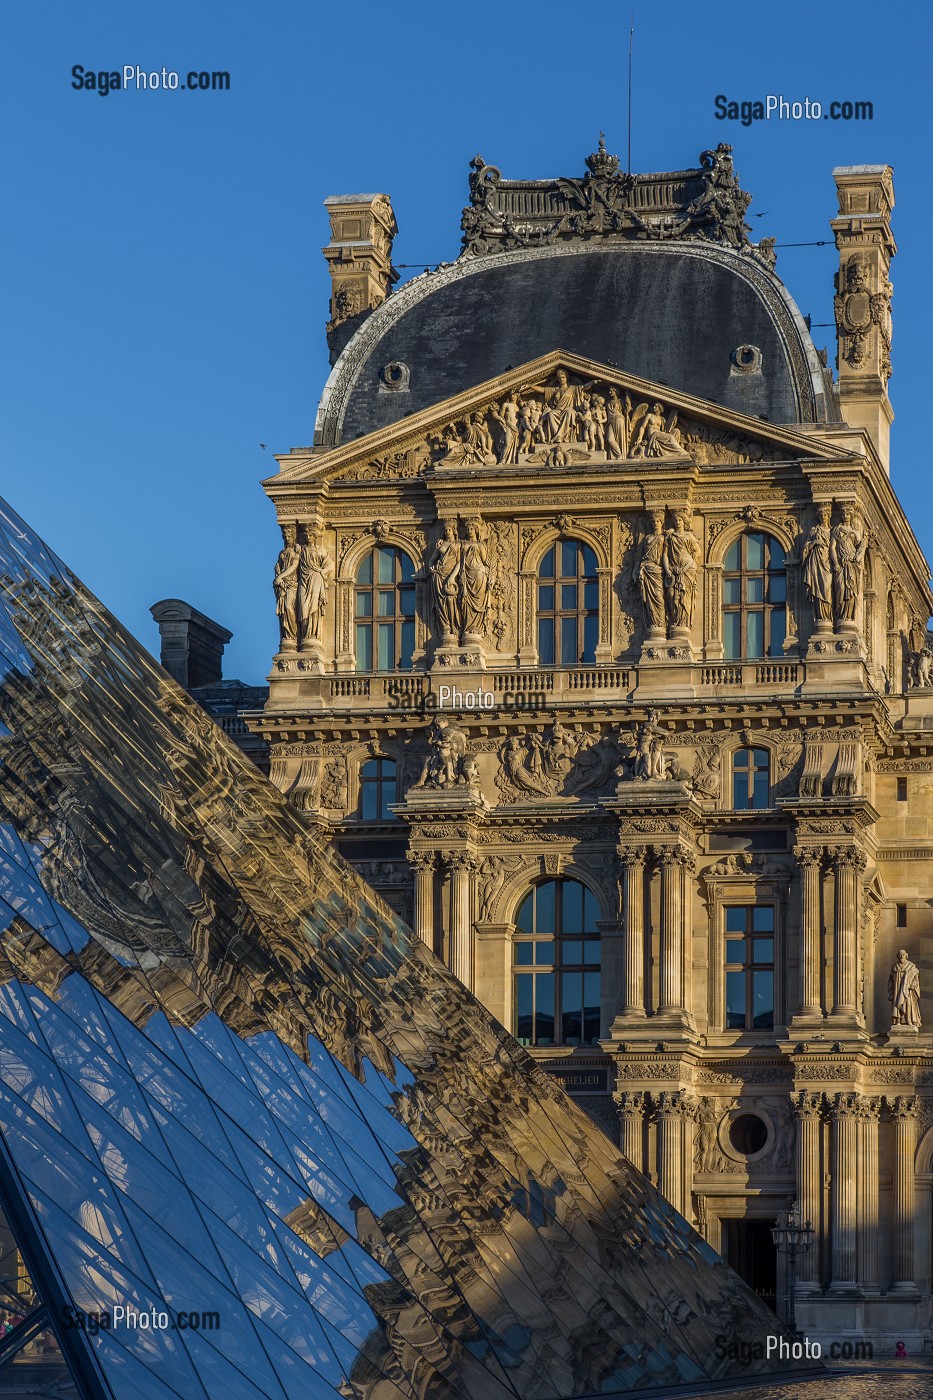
[253,150,933,1351]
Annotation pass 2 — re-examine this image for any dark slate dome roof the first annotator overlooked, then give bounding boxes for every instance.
[315,242,835,446]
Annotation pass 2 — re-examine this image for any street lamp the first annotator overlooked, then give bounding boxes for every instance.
[771,1201,814,1335]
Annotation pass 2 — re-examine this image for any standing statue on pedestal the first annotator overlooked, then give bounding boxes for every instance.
[664,509,700,630]
[636,511,667,636]
[296,524,333,649]
[430,521,462,639]
[459,521,490,638]
[273,522,301,652]
[801,505,833,628]
[830,505,867,628]
[888,948,921,1029]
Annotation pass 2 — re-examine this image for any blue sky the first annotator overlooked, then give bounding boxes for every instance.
[3,1,931,681]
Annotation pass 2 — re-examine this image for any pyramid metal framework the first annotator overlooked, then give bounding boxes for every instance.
[0,498,813,1398]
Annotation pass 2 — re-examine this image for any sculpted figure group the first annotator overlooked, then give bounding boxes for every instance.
[274,522,333,652]
[636,509,701,636]
[429,519,490,643]
[801,503,867,632]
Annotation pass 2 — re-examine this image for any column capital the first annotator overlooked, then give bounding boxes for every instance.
[446,851,477,874]
[828,845,868,874]
[654,1089,694,1120]
[856,1097,881,1122]
[617,843,648,867]
[791,1090,825,1120]
[793,845,824,868]
[830,1091,861,1120]
[888,1094,921,1121]
[616,1090,647,1117]
[408,849,436,873]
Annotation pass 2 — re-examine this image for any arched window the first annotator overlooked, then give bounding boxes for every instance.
[513,879,600,1047]
[355,546,415,671]
[537,540,599,666]
[732,747,770,809]
[359,757,397,820]
[722,533,786,659]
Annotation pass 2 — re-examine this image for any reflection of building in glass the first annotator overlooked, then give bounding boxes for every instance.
[254,149,933,1352]
[0,501,808,1395]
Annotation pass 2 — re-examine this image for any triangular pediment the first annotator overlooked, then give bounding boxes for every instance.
[267,350,854,487]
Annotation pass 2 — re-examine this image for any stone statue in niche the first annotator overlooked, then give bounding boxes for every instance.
[908,645,933,689]
[296,523,333,649]
[416,719,474,790]
[273,522,301,652]
[459,521,490,638]
[801,505,833,629]
[631,710,668,781]
[430,521,462,640]
[830,505,867,628]
[888,949,921,1029]
[664,509,701,630]
[636,511,667,637]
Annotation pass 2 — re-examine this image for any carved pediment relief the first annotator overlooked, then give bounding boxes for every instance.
[268,351,851,489]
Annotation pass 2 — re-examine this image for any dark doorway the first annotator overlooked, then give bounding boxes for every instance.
[721,1219,777,1314]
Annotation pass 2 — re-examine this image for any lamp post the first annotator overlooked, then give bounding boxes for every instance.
[771,1200,815,1335]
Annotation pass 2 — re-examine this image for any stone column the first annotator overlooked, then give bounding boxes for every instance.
[830,848,865,1020]
[447,852,476,989]
[792,1091,823,1290]
[617,1091,646,1171]
[409,851,436,948]
[793,846,824,1018]
[889,1096,920,1293]
[856,1098,880,1294]
[618,846,647,1018]
[829,1092,860,1290]
[655,1091,690,1214]
[657,846,684,1015]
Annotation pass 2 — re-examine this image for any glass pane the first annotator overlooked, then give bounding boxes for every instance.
[516,893,533,931]
[584,939,600,966]
[746,611,764,657]
[377,590,395,617]
[732,770,748,809]
[538,618,554,665]
[534,939,554,964]
[769,574,787,603]
[399,620,414,670]
[560,972,582,1045]
[752,766,770,808]
[561,616,577,664]
[768,539,786,568]
[746,577,764,603]
[515,974,534,1043]
[561,584,578,610]
[733,749,750,771]
[538,585,554,612]
[561,540,577,577]
[515,942,534,966]
[584,580,599,610]
[583,885,599,930]
[562,940,583,965]
[355,623,372,670]
[723,577,741,605]
[399,551,415,583]
[356,552,372,584]
[726,971,747,1028]
[723,611,741,659]
[724,540,741,570]
[583,972,601,1043]
[376,622,393,671]
[746,534,764,570]
[725,907,747,933]
[361,785,376,821]
[582,613,598,663]
[752,971,774,1029]
[535,973,554,1044]
[752,938,774,964]
[535,882,555,932]
[377,546,394,584]
[752,906,774,932]
[582,545,598,577]
[382,776,397,812]
[561,881,583,933]
[540,546,555,578]
[769,608,786,657]
[724,935,746,966]
[398,586,416,616]
[355,591,372,617]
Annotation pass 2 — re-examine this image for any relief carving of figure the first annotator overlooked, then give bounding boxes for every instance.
[490,394,521,465]
[663,509,700,631]
[631,403,685,459]
[636,511,667,637]
[632,710,667,781]
[459,521,490,638]
[430,521,462,639]
[273,522,301,651]
[888,948,921,1029]
[830,505,867,628]
[296,524,333,649]
[418,719,471,789]
[605,389,633,460]
[801,505,833,628]
[909,645,933,689]
[518,397,544,453]
[524,368,596,443]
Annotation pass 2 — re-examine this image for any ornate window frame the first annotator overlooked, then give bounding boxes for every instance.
[705,518,799,661]
[337,533,425,673]
[518,524,614,666]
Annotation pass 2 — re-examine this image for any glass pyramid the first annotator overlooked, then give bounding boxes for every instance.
[0,498,815,1398]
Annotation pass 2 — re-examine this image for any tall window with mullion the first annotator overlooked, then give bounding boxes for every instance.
[731,746,770,809]
[722,532,787,660]
[513,879,600,1047]
[537,540,599,666]
[359,757,397,821]
[355,546,416,671]
[725,905,774,1030]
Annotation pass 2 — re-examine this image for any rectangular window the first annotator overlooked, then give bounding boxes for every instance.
[723,612,741,660]
[897,777,908,802]
[897,904,908,928]
[355,624,372,671]
[724,906,775,1030]
[538,618,555,665]
[746,610,764,657]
